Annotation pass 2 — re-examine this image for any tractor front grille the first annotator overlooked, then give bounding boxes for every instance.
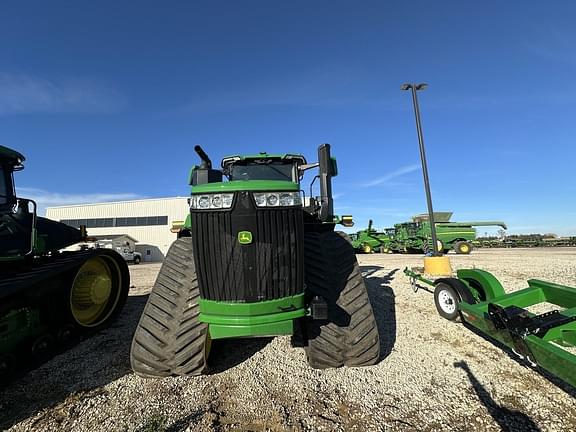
[190,192,304,302]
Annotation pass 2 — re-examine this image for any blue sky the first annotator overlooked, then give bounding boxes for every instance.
[1,1,575,235]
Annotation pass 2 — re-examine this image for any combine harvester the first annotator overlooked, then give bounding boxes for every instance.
[392,212,506,254]
[404,267,576,388]
[0,146,130,381]
[130,144,380,376]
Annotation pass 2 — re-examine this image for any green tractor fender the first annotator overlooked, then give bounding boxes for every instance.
[456,269,506,302]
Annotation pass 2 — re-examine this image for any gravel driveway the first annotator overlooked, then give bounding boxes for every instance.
[1,248,575,431]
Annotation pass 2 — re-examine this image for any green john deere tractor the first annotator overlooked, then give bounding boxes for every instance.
[130,144,380,377]
[0,145,130,380]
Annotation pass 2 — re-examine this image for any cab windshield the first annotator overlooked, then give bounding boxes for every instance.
[229,161,295,182]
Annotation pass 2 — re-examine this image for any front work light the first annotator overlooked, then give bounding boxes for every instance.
[253,192,302,207]
[190,193,235,209]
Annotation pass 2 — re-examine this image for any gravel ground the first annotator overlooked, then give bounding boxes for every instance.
[1,248,575,432]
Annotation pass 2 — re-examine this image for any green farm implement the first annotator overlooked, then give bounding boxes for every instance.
[0,146,130,381]
[404,267,576,388]
[476,236,576,249]
[351,219,395,253]
[130,144,380,377]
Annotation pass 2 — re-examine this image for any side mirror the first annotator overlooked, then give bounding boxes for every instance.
[330,157,338,177]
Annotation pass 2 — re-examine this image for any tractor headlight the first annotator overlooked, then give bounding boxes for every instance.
[190,193,234,210]
[253,192,302,207]
[198,195,210,209]
[254,193,267,207]
[211,195,222,208]
[222,194,233,208]
[266,193,279,206]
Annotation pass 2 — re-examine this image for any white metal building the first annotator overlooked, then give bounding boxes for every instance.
[46,197,190,261]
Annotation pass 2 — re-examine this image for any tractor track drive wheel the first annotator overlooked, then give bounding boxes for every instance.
[303,231,380,369]
[130,237,210,378]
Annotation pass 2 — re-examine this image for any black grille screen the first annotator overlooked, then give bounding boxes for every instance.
[191,194,304,302]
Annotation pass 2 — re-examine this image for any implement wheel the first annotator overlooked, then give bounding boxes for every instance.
[433,278,475,321]
[69,253,128,328]
[454,241,472,255]
[130,237,210,378]
[303,231,380,369]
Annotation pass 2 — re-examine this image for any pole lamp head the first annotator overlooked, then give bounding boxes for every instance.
[400,83,428,91]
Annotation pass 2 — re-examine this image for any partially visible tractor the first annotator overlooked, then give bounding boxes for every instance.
[130,143,380,377]
[390,212,506,254]
[351,220,395,253]
[0,146,130,381]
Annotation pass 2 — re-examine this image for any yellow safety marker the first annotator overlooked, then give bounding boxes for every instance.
[424,255,452,276]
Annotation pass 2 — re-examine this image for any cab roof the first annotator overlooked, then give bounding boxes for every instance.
[221,152,306,168]
[0,145,25,167]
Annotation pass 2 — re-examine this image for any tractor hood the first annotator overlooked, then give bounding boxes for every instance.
[192,179,299,193]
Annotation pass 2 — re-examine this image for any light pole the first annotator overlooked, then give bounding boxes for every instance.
[401,83,440,256]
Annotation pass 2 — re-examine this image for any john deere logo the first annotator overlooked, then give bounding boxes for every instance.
[238,231,253,245]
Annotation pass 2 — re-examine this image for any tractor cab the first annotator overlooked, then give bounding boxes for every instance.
[0,146,35,258]
[188,145,339,224]
[0,146,23,210]
[222,153,306,183]
[0,145,84,261]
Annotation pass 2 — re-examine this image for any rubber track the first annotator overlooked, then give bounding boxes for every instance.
[130,237,208,377]
[304,231,380,368]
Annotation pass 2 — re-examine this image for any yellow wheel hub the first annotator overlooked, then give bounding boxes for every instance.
[70,256,120,327]
[461,244,470,253]
[363,245,372,253]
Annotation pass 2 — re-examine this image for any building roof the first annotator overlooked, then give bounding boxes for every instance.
[90,234,138,242]
[46,196,188,209]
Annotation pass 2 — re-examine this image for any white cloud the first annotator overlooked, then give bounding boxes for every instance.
[362,163,420,187]
[16,187,142,215]
[0,73,126,115]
